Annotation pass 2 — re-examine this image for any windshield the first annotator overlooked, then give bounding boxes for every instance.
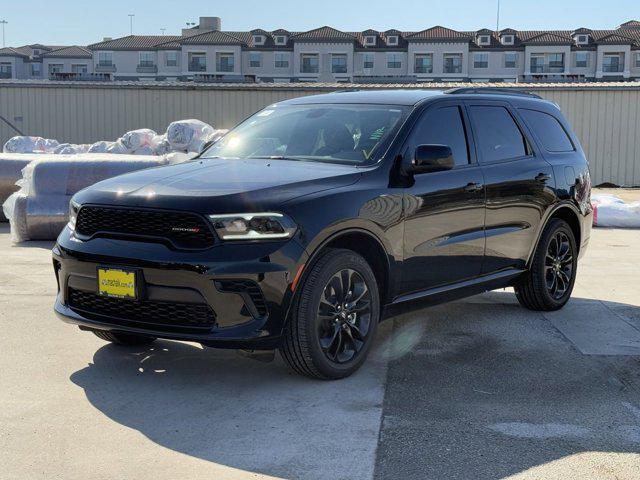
[202,103,409,165]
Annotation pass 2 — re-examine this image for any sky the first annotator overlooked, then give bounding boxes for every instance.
[0,0,638,47]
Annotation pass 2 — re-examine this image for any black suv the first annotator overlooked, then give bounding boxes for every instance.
[53,88,592,379]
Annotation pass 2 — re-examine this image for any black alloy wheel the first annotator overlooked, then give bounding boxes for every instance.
[545,231,573,300]
[317,269,372,364]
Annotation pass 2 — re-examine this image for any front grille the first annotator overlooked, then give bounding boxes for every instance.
[68,288,217,333]
[216,280,268,318]
[76,206,215,249]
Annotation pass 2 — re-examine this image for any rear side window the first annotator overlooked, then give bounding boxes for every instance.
[520,109,574,152]
[469,106,528,163]
[408,106,469,166]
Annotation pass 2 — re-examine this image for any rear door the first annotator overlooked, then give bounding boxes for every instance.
[401,100,486,294]
[466,100,555,273]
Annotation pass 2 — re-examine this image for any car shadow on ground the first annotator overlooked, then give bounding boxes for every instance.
[69,292,640,479]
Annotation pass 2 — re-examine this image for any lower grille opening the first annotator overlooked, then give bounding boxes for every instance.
[215,280,268,318]
[68,288,217,334]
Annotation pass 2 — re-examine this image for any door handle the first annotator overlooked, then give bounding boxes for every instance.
[535,173,551,183]
[463,182,483,193]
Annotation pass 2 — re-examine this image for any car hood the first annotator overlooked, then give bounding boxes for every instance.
[73,158,362,213]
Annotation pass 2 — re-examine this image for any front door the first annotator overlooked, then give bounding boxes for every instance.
[401,102,486,294]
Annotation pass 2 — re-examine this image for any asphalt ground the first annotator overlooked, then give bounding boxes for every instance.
[1,224,639,480]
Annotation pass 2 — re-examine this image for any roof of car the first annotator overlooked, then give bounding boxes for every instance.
[279,89,444,106]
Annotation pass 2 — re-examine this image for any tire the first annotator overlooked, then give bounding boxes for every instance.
[92,330,156,346]
[515,218,577,311]
[280,248,380,380]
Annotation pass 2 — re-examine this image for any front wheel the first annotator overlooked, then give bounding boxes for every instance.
[280,248,380,380]
[515,218,577,311]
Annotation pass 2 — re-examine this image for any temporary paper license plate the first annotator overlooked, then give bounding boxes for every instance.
[97,268,137,299]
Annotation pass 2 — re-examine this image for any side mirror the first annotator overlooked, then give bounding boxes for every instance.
[405,144,455,174]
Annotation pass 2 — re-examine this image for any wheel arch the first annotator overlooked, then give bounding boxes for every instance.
[527,202,582,268]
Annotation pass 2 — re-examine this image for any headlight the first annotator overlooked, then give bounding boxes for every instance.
[208,213,296,241]
[68,200,80,230]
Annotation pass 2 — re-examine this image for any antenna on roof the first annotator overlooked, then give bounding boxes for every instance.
[496,0,501,31]
[0,20,7,47]
[160,27,167,35]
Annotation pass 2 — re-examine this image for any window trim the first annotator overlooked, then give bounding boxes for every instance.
[504,52,518,68]
[386,35,399,46]
[473,52,489,69]
[274,35,287,45]
[501,35,514,45]
[274,52,289,68]
[300,52,320,74]
[465,101,536,165]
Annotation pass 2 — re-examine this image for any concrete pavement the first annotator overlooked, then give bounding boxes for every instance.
[1,224,639,479]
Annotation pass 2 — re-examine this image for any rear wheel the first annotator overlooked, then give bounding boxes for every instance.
[280,248,380,380]
[92,330,156,346]
[515,218,577,311]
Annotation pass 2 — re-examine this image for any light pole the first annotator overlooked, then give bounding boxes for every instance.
[496,0,501,31]
[128,14,135,35]
[0,20,7,47]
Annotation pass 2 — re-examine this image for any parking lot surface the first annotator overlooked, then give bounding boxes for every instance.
[1,224,639,480]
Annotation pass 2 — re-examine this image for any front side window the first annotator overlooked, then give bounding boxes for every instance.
[98,52,112,66]
[249,52,262,68]
[575,52,589,68]
[387,53,401,69]
[521,109,574,152]
[469,105,529,162]
[139,52,154,67]
[414,54,433,73]
[363,53,374,69]
[443,53,463,73]
[301,54,319,73]
[504,52,518,68]
[407,106,469,166]
[275,52,289,68]
[165,51,178,67]
[331,54,347,73]
[473,53,489,69]
[216,53,234,72]
[202,104,409,166]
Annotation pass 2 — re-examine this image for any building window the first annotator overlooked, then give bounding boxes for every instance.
[504,52,518,68]
[477,35,491,45]
[387,35,399,46]
[71,64,88,74]
[473,52,489,68]
[0,62,11,77]
[443,53,463,73]
[636,53,640,68]
[252,35,265,45]
[364,35,376,46]
[48,64,63,74]
[30,63,41,76]
[32,49,41,56]
[548,53,564,72]
[501,35,514,45]
[576,34,589,44]
[274,35,287,45]
[603,53,623,72]
[331,54,347,73]
[530,54,545,73]
[414,53,433,73]
[216,52,235,72]
[575,52,589,68]
[188,52,206,72]
[165,51,178,67]
[363,53,374,69]
[97,52,113,66]
[139,52,154,67]
[301,53,319,73]
[387,53,401,68]
[249,52,262,68]
[275,52,289,68]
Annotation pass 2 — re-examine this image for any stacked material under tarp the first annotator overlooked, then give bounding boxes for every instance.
[2,153,193,242]
[0,154,44,221]
[592,194,640,228]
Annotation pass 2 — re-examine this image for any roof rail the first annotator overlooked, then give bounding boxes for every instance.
[445,87,542,99]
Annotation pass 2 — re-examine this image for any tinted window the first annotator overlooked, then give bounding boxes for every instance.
[470,106,528,162]
[520,109,574,152]
[408,106,469,166]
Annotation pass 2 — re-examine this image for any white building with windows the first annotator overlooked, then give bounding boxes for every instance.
[2,17,640,83]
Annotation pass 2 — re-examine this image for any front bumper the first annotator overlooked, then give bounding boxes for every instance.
[53,226,307,349]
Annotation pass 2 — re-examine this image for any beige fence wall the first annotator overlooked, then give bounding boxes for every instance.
[0,82,639,186]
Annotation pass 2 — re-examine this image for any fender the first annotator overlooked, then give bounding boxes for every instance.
[525,200,582,268]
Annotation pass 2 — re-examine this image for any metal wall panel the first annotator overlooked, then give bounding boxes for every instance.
[0,83,638,185]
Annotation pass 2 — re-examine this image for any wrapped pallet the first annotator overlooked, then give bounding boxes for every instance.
[0,154,42,221]
[2,154,177,242]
